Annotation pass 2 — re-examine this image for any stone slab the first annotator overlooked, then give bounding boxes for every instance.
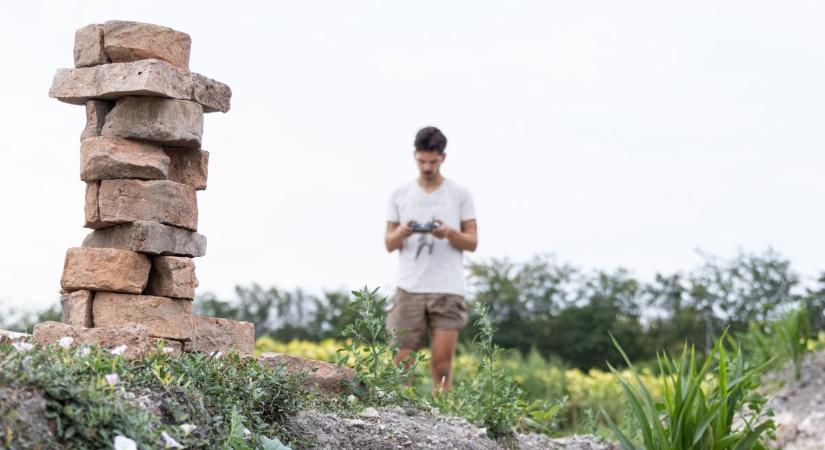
[85,180,198,231]
[60,290,93,328]
[258,353,357,394]
[50,59,192,105]
[60,247,150,294]
[102,97,203,148]
[80,136,170,181]
[93,292,193,341]
[82,221,206,257]
[190,316,255,355]
[192,73,232,113]
[146,256,198,299]
[165,148,208,190]
[0,329,31,344]
[103,21,191,69]
[73,24,108,68]
[80,100,114,140]
[33,321,150,359]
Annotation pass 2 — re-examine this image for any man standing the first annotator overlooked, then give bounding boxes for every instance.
[385,126,478,392]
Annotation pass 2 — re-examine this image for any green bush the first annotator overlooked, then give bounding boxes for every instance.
[605,334,775,450]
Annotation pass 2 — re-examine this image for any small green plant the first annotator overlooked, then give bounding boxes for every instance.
[336,287,426,403]
[774,306,811,380]
[604,333,775,450]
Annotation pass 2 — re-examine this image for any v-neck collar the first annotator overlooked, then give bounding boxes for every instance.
[416,177,446,195]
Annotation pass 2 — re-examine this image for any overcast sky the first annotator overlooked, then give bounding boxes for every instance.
[1,1,824,315]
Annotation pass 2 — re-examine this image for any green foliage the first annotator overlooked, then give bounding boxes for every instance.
[774,306,811,380]
[0,342,306,449]
[336,287,425,403]
[738,306,812,380]
[605,334,775,450]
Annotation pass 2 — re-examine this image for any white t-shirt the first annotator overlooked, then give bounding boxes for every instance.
[386,179,476,297]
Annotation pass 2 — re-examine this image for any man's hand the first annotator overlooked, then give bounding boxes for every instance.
[396,223,415,239]
[386,222,413,252]
[431,220,453,240]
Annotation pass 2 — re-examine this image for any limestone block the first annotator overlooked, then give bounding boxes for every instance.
[50,59,193,105]
[165,148,208,190]
[103,21,191,69]
[192,73,231,113]
[258,353,358,394]
[146,256,198,299]
[102,97,203,149]
[80,100,114,140]
[190,316,255,355]
[60,247,150,294]
[80,136,170,181]
[60,290,93,327]
[84,180,198,231]
[73,24,108,67]
[93,292,193,341]
[82,221,207,257]
[33,321,150,359]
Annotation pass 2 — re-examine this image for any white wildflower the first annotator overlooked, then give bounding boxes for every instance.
[179,423,197,435]
[105,373,119,387]
[78,346,92,357]
[114,435,137,450]
[243,427,251,438]
[346,394,357,404]
[12,342,34,352]
[161,431,184,449]
[110,345,128,356]
[58,336,74,349]
[211,351,224,359]
[163,346,175,354]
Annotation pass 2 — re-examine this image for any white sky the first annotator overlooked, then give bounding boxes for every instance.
[1,1,824,315]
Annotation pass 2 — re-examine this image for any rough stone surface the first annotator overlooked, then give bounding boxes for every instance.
[146,256,198,299]
[192,73,231,113]
[284,406,618,450]
[85,180,198,231]
[764,348,825,450]
[0,329,31,344]
[73,24,108,67]
[258,353,357,394]
[60,247,150,294]
[102,97,203,148]
[60,290,93,327]
[32,321,151,359]
[103,21,191,69]
[165,148,209,190]
[93,292,193,340]
[80,100,114,140]
[80,136,170,181]
[191,316,255,355]
[82,221,207,257]
[0,388,54,448]
[50,59,193,105]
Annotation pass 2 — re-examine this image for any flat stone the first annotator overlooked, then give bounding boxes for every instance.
[80,100,114,140]
[165,148,208,190]
[50,59,193,105]
[103,21,191,69]
[102,97,203,148]
[258,353,357,394]
[33,321,150,359]
[93,292,193,341]
[85,180,198,231]
[190,316,255,355]
[192,74,231,113]
[146,256,198,299]
[60,290,93,327]
[60,247,150,294]
[80,136,170,181]
[0,329,31,344]
[82,221,206,257]
[74,24,108,68]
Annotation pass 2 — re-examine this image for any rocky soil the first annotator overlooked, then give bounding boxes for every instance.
[765,349,825,450]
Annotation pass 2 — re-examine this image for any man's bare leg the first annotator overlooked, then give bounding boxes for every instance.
[430,329,459,393]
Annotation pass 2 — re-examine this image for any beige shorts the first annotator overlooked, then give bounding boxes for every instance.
[385,288,471,350]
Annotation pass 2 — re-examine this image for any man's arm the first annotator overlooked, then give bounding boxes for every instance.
[433,219,478,252]
[385,222,414,252]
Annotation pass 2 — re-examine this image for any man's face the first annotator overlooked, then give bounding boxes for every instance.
[414,151,446,181]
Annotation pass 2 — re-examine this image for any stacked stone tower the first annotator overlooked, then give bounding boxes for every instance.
[35,21,253,357]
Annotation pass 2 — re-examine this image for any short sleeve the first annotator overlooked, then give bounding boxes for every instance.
[386,190,400,222]
[460,188,476,221]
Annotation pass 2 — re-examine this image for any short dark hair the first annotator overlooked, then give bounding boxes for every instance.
[414,126,447,153]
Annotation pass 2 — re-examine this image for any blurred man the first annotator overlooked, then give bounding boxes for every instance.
[385,126,478,392]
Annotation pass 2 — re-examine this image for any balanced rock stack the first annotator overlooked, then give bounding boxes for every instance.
[34,21,254,358]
